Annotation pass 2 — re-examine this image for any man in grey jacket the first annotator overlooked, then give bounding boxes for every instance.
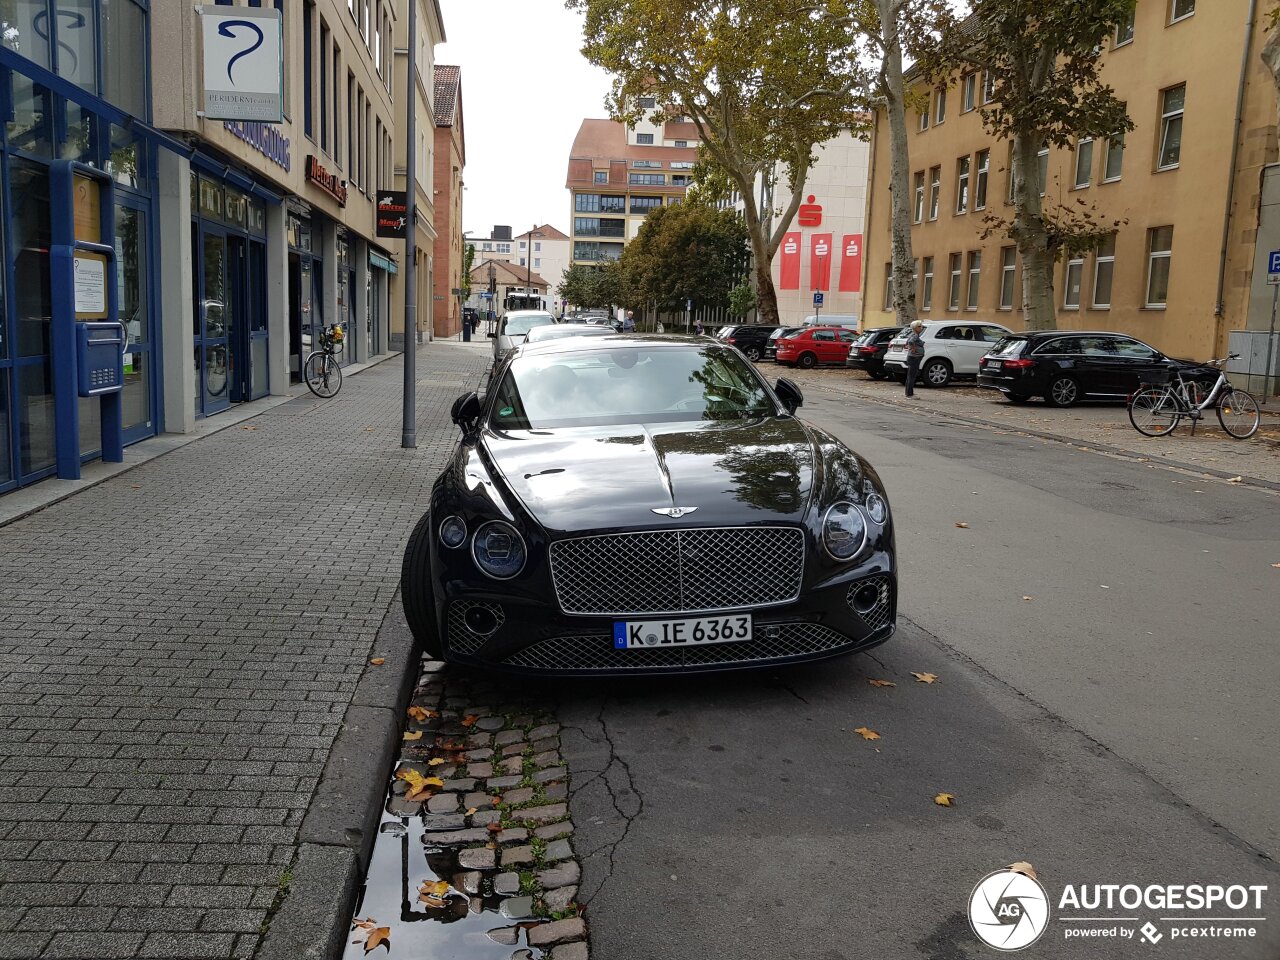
[904,320,925,397]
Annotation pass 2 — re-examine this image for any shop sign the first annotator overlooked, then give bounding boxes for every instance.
[376,191,408,238]
[200,6,284,122]
[223,121,291,172]
[307,155,348,206]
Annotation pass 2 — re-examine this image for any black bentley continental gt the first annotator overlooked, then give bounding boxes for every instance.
[400,335,896,674]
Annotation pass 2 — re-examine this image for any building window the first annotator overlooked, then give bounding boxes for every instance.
[919,95,930,131]
[1158,85,1185,170]
[519,258,526,267]
[629,173,665,185]
[535,242,541,252]
[913,171,925,223]
[594,171,608,184]
[347,74,355,174]
[637,96,656,108]
[519,241,527,250]
[630,196,663,215]
[1037,145,1049,197]
[883,264,894,310]
[921,257,934,311]
[674,140,687,148]
[1115,9,1135,46]
[636,133,654,145]
[955,156,970,214]
[966,251,981,309]
[982,71,995,104]
[962,73,976,112]
[1093,234,1116,308]
[632,159,662,169]
[1063,256,1084,309]
[303,2,315,137]
[1074,138,1093,188]
[999,247,1016,309]
[534,258,541,268]
[948,253,962,310]
[319,20,329,150]
[975,150,989,210]
[1146,226,1173,307]
[1104,132,1124,181]
[1169,0,1194,23]
[935,87,947,124]
[929,166,941,220]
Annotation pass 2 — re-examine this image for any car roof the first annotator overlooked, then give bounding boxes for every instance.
[525,325,615,341]
[1016,329,1141,339]
[504,310,553,319]
[514,334,712,358]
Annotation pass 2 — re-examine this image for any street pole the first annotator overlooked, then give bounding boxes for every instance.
[488,261,496,333]
[400,0,418,449]
[527,225,536,309]
[1267,281,1278,399]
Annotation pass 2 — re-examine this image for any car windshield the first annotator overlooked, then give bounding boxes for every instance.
[990,337,1028,358]
[490,345,777,429]
[504,314,555,336]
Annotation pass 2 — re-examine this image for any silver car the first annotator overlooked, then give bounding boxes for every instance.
[490,310,556,360]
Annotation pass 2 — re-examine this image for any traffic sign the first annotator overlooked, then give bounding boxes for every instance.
[1269,250,1280,274]
[813,292,825,306]
[686,299,693,311]
[479,291,492,299]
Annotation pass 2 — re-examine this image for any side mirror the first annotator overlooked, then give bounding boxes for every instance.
[775,378,804,415]
[450,391,482,428]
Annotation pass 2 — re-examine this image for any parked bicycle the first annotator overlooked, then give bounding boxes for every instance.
[304,325,344,398]
[1127,355,1259,439]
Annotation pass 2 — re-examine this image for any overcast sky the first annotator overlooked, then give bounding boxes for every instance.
[438,0,614,240]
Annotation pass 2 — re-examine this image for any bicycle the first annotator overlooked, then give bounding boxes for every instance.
[1127,354,1260,439]
[304,325,344,398]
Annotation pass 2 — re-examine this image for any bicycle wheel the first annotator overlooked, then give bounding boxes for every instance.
[1128,386,1181,437]
[1216,388,1259,439]
[305,352,342,398]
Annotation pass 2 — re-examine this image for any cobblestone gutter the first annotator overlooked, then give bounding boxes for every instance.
[342,661,588,960]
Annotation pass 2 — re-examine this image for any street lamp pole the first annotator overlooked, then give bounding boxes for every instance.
[527,224,536,309]
[400,0,418,449]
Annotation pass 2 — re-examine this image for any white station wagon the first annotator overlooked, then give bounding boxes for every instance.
[881,321,1014,387]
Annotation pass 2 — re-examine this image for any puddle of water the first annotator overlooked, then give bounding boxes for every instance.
[344,805,550,960]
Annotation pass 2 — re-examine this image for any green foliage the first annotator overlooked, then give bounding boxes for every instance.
[618,202,749,313]
[728,281,756,318]
[557,262,622,310]
[461,243,476,301]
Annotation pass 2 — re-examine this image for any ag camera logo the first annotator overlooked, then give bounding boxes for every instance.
[969,868,1051,951]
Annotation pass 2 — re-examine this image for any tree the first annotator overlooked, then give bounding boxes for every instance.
[461,242,476,301]
[567,0,866,325]
[620,202,750,314]
[728,281,757,318]
[557,262,627,310]
[930,1,1134,330]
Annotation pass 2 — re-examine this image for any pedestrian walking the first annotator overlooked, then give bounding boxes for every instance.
[904,320,925,397]
[695,321,705,336]
[622,309,636,333]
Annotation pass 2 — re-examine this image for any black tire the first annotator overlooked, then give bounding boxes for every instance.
[401,512,443,659]
[922,358,952,388]
[743,346,761,361]
[1216,388,1260,439]
[1128,386,1180,437]
[798,352,818,369]
[868,369,887,381]
[1045,375,1079,407]
[305,352,342,398]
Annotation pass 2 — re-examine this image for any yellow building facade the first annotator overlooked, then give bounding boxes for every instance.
[864,0,1278,362]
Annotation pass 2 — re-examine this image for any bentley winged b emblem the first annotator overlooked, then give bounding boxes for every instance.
[652,507,698,519]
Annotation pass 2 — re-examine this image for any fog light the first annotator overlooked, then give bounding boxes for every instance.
[464,605,501,635]
[851,583,881,616]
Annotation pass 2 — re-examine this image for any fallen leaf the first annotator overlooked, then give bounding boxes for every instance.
[867,678,896,688]
[407,706,431,722]
[461,715,479,727]
[1227,476,1243,484]
[130,484,141,489]
[465,807,478,816]
[423,776,444,788]
[406,785,436,802]
[1021,596,1034,601]
[428,757,446,766]
[934,792,956,807]
[419,879,450,901]
[487,821,503,833]
[1272,563,1280,569]
[853,726,881,741]
[240,425,258,431]
[1099,585,1110,589]
[402,731,423,742]
[954,522,970,529]
[1007,861,1038,881]
[912,672,939,684]
[364,927,391,953]
[369,658,385,666]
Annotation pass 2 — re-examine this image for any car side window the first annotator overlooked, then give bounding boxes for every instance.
[838,330,857,342]
[1113,338,1158,360]
[951,326,977,341]
[1078,337,1116,357]
[934,327,954,340]
[980,325,1010,342]
[812,330,836,342]
[1034,337,1080,355]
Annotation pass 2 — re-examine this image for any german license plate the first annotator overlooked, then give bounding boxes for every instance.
[986,360,1002,370]
[613,614,753,649]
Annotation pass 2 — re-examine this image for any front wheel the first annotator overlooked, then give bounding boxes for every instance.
[1216,388,1260,439]
[923,359,952,387]
[401,512,443,659]
[797,352,818,370]
[304,352,342,398]
[1045,375,1079,407]
[1128,386,1181,437]
[868,369,887,381]
[743,346,761,361]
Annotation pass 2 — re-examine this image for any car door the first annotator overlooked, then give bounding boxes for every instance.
[942,325,989,375]
[810,329,837,361]
[836,329,857,362]
[1075,336,1131,397]
[1109,337,1165,394]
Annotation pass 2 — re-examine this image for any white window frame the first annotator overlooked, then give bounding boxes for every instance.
[982,71,996,104]
[1146,227,1173,308]
[956,156,970,214]
[965,251,981,310]
[948,253,962,310]
[883,264,894,311]
[913,171,925,223]
[919,99,930,132]
[929,166,941,221]
[1074,138,1093,189]
[962,73,976,112]
[935,87,947,124]
[922,256,934,311]
[1092,235,1115,309]
[1115,10,1136,46]
[1063,257,1084,309]
[975,150,989,210]
[999,247,1016,310]
[1158,85,1185,171]
[1169,0,1195,24]
[1103,134,1124,182]
[1037,145,1049,197]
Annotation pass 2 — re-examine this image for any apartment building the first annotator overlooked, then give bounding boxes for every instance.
[566,107,700,265]
[863,0,1277,364]
[432,64,466,338]
[514,226,571,310]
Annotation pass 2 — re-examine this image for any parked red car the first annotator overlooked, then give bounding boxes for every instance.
[774,326,858,368]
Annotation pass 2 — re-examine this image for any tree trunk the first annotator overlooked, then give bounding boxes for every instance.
[878,0,919,327]
[742,199,782,326]
[1263,21,1280,118]
[1010,130,1057,330]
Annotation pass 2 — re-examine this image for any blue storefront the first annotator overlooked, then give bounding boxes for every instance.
[0,0,157,493]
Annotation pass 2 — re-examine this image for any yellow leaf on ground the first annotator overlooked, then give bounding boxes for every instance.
[461,715,479,727]
[407,706,430,722]
[867,679,896,688]
[934,792,956,807]
[1007,861,1038,881]
[402,731,423,742]
[423,776,444,788]
[853,727,881,741]
[419,879,449,900]
[912,672,939,684]
[465,807,478,816]
[428,757,446,766]
[955,522,970,529]
[369,658,385,666]
[364,926,391,953]
[406,785,435,802]
[1022,596,1034,601]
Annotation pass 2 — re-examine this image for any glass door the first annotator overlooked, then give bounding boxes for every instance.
[196,228,232,416]
[246,239,268,400]
[116,198,154,443]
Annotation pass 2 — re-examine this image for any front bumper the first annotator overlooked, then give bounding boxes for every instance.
[434,552,897,676]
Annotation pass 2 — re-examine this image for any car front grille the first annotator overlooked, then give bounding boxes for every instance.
[446,600,506,656]
[501,621,857,671]
[548,526,805,616]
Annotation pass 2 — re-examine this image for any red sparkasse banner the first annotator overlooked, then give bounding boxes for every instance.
[839,234,863,293]
[779,233,802,290]
[810,233,833,291]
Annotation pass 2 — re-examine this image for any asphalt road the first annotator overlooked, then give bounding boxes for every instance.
[555,390,1280,960]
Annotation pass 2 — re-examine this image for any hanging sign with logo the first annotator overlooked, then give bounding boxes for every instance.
[307,155,348,206]
[200,6,284,122]
[375,192,409,239]
[839,234,863,293]
[809,233,833,291]
[779,232,802,290]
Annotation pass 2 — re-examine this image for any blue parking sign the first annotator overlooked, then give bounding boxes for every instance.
[1269,250,1280,274]
[813,292,825,306]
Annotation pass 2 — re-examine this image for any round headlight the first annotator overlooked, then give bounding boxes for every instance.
[864,493,888,525]
[472,520,527,579]
[822,502,867,561]
[439,515,467,549]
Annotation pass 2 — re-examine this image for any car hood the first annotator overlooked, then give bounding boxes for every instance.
[480,417,817,534]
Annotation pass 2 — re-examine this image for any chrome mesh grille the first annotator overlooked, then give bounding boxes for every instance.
[845,575,894,632]
[446,600,506,656]
[548,526,805,615]
[501,622,852,671]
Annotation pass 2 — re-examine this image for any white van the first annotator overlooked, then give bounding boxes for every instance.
[802,314,859,330]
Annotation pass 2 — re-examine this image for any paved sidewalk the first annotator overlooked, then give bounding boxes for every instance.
[779,368,1280,487]
[0,342,488,960]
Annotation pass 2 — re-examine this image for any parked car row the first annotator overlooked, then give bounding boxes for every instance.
[716,320,1218,408]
